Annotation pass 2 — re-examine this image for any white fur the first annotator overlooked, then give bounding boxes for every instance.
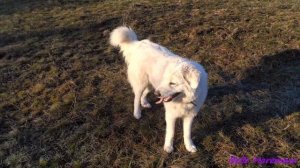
[110,26,208,153]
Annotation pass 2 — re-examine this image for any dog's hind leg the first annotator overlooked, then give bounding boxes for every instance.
[141,87,151,108]
[133,88,144,119]
[128,66,148,119]
[131,81,147,120]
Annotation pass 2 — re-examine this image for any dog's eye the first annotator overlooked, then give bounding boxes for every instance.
[169,82,176,86]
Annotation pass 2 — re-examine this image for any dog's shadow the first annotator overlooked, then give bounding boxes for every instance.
[195,49,299,155]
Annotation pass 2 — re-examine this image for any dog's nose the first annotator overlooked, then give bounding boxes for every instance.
[154,90,161,97]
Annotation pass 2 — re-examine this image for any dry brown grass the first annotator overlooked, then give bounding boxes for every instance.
[0,0,299,167]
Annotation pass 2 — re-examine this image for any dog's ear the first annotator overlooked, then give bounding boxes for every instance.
[182,65,200,90]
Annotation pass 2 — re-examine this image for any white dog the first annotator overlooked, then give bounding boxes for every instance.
[110,26,208,153]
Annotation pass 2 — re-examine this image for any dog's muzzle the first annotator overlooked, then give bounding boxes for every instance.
[155,92,181,104]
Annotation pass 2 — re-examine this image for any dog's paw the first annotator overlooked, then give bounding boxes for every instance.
[185,145,197,153]
[141,101,152,108]
[134,112,141,119]
[164,145,174,153]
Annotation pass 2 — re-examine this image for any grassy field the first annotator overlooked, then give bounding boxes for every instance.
[0,0,299,167]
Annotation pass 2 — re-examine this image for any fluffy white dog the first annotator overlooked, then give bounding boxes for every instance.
[110,26,208,153]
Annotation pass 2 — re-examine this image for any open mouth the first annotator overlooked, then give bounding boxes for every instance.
[155,92,181,104]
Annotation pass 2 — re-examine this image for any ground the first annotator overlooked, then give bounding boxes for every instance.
[0,0,299,167]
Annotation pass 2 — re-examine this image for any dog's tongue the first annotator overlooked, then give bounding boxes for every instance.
[163,96,172,102]
[155,96,172,104]
[155,97,164,104]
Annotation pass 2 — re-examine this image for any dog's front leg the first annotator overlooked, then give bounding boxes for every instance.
[164,115,176,153]
[183,116,197,152]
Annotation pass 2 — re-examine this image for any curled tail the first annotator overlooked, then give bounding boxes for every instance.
[110,26,138,47]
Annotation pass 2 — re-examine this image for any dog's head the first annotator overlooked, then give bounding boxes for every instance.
[155,62,200,104]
